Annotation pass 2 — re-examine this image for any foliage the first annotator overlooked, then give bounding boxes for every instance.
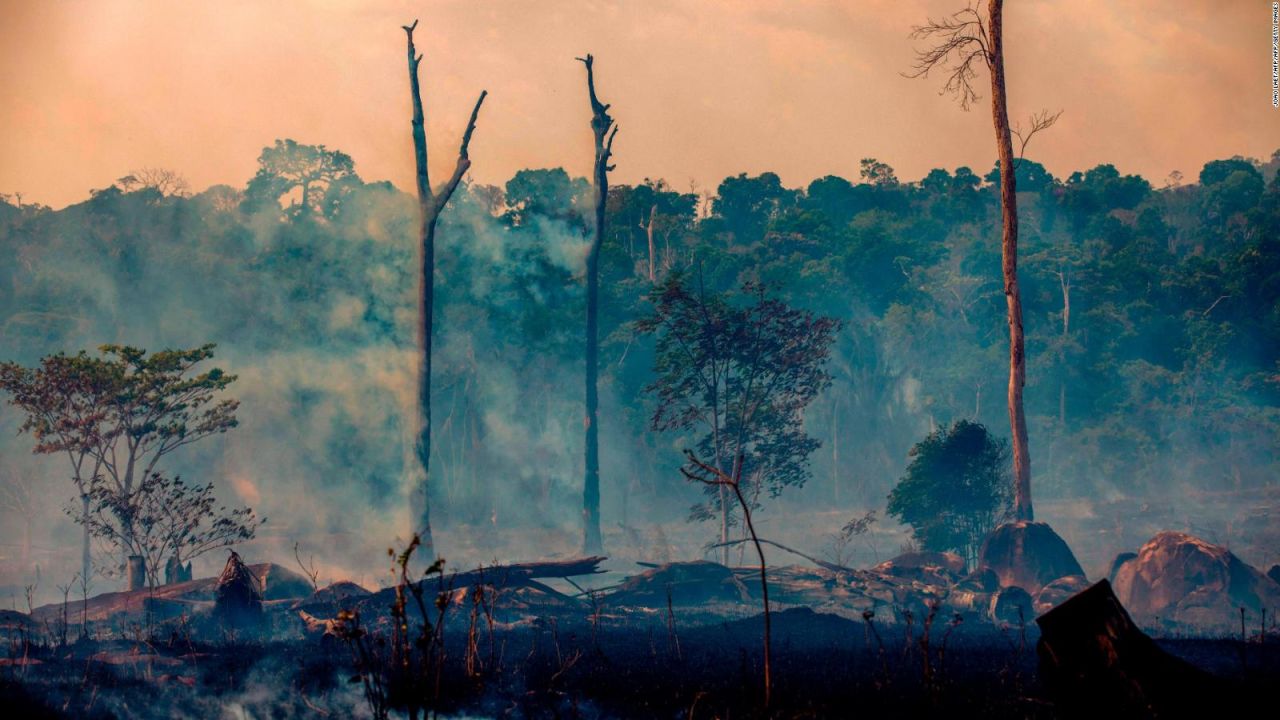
[638,276,839,537]
[1,344,242,577]
[1,139,1278,548]
[887,420,1012,567]
[79,471,261,587]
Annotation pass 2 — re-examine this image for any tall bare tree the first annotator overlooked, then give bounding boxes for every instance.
[576,54,617,555]
[908,0,1057,521]
[403,20,488,558]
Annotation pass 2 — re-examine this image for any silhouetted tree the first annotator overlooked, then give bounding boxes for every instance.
[639,277,838,563]
[576,53,618,555]
[909,0,1057,520]
[402,19,488,558]
[244,139,356,216]
[887,420,1011,567]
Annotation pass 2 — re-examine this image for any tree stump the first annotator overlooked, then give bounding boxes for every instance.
[1036,579,1225,716]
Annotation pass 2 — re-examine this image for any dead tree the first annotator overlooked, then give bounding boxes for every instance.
[575,54,617,555]
[908,0,1058,521]
[682,450,772,709]
[403,19,488,557]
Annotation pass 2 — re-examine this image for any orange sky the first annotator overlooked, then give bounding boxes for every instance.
[0,0,1275,209]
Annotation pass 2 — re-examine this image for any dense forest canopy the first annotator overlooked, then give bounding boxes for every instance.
[1,143,1278,580]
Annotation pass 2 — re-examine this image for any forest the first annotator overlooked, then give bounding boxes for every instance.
[3,144,1277,576]
[2,1,1279,717]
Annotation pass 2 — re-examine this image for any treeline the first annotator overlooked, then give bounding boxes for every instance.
[1,144,1277,539]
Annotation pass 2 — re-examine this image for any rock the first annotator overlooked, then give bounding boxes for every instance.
[872,551,966,585]
[988,585,1033,625]
[978,521,1085,594]
[954,567,1000,593]
[214,551,264,629]
[1269,564,1280,586]
[1107,552,1137,584]
[1033,574,1089,615]
[1112,531,1280,632]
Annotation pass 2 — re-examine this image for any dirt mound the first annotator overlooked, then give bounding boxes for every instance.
[978,521,1085,594]
[1112,531,1280,632]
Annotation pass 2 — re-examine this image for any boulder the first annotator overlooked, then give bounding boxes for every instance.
[1107,552,1137,584]
[1033,574,1089,615]
[1112,531,1280,632]
[978,521,1085,594]
[988,585,1033,625]
[954,567,999,593]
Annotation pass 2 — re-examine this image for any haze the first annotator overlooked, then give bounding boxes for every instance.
[0,0,1273,208]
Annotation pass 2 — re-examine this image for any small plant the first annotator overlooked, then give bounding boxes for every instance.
[336,534,451,720]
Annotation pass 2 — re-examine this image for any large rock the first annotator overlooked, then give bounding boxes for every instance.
[978,521,1085,594]
[1112,531,1280,632]
[1033,574,1089,615]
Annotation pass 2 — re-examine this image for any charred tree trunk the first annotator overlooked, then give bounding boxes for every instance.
[577,54,617,556]
[404,20,487,558]
[81,493,91,586]
[646,204,657,283]
[986,0,1033,522]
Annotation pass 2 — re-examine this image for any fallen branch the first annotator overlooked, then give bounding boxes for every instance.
[707,538,851,574]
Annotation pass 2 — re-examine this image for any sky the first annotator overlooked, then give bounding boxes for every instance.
[0,0,1275,209]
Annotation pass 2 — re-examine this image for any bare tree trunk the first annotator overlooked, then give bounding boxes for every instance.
[577,54,617,555]
[403,20,487,558]
[1058,268,1071,426]
[646,204,657,283]
[81,494,91,585]
[987,0,1033,522]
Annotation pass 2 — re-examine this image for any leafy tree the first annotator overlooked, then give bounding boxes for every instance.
[709,172,797,242]
[1,345,239,583]
[243,139,357,217]
[639,276,838,562]
[80,471,260,588]
[887,420,1012,567]
[1,352,117,584]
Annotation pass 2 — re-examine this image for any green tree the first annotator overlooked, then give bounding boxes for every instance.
[887,420,1012,567]
[1,344,239,585]
[243,139,357,217]
[639,276,838,563]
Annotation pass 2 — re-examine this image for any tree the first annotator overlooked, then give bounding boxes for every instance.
[887,420,1011,567]
[402,19,488,559]
[116,168,191,197]
[576,53,618,555]
[1,352,117,584]
[80,471,260,588]
[638,276,838,563]
[244,139,356,216]
[909,0,1057,520]
[681,450,774,709]
[2,345,239,585]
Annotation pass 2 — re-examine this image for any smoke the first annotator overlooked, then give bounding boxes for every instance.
[2,149,1277,607]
